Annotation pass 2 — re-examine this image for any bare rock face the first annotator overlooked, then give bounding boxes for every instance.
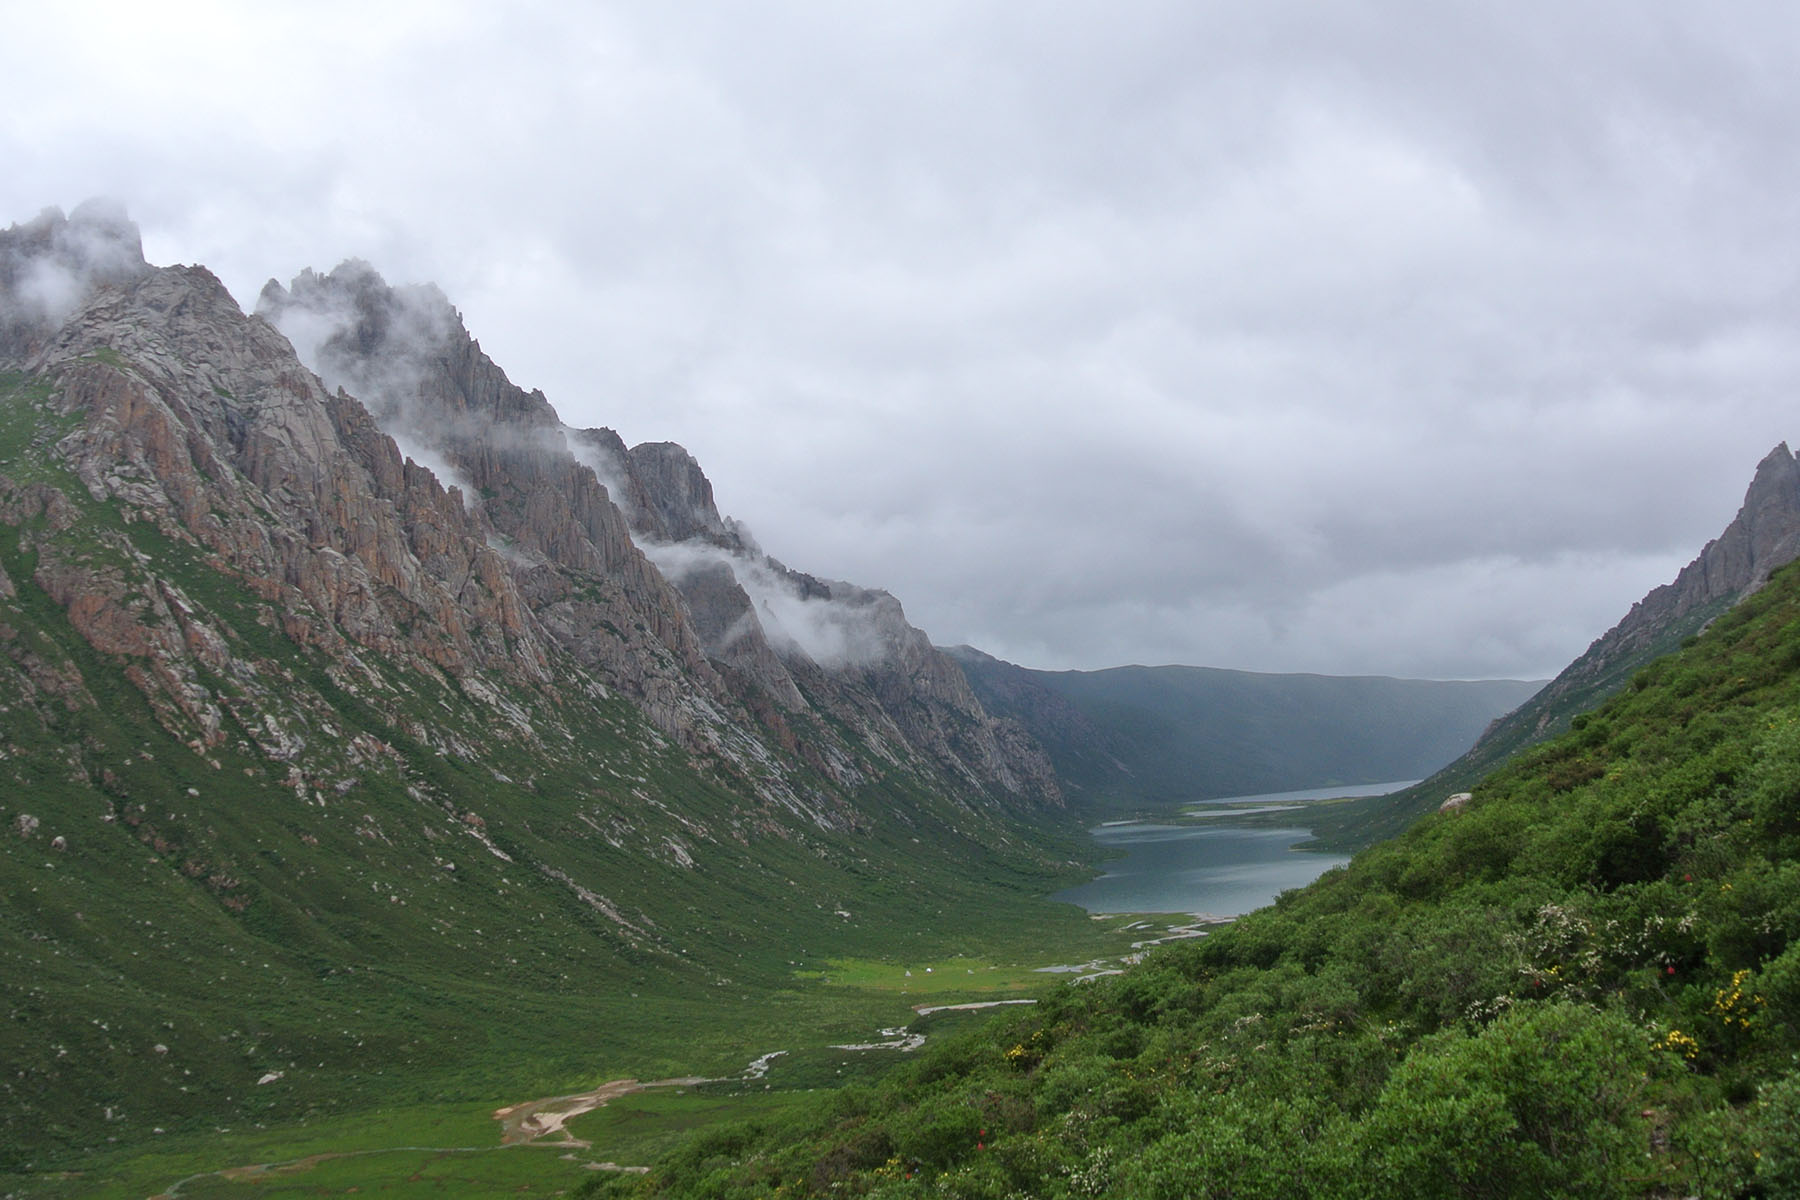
[0,218,586,775]
[54,229,1059,810]
[0,202,1060,822]
[1668,444,1800,610]
[252,255,1058,808]
[255,262,727,734]
[670,556,809,711]
[32,265,544,685]
[626,442,734,545]
[0,200,150,361]
[1539,444,1800,706]
[838,583,1063,805]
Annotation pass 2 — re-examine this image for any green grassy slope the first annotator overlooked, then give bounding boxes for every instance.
[1300,603,1733,852]
[597,562,1800,1198]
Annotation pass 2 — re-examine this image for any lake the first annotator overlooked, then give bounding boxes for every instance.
[1051,780,1416,918]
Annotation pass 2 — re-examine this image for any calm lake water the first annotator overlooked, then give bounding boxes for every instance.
[1052,781,1416,918]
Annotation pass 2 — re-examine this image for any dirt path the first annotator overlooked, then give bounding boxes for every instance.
[493,1075,711,1147]
[154,1075,712,1196]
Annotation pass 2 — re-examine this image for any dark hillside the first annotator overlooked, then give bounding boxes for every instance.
[597,560,1800,1198]
[949,648,1541,813]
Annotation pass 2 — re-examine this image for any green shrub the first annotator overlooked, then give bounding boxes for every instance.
[1752,1070,1800,1194]
[1359,1002,1652,1199]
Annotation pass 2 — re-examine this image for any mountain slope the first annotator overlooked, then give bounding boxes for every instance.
[599,552,1800,1199]
[948,649,1542,813]
[0,203,1079,1173]
[1308,442,1800,849]
[252,257,1058,810]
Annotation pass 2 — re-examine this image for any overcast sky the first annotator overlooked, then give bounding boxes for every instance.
[6,2,1799,680]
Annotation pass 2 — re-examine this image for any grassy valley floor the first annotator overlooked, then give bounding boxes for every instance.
[6,909,1208,1198]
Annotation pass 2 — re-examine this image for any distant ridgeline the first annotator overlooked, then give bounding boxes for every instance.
[1310,442,1800,850]
[591,511,1800,1199]
[947,648,1542,816]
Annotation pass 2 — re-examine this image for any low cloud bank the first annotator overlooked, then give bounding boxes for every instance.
[258,261,484,503]
[638,536,889,670]
[1,200,150,348]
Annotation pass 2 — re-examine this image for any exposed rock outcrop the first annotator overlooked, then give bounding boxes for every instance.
[256,257,1058,807]
[255,263,716,721]
[1,205,1056,824]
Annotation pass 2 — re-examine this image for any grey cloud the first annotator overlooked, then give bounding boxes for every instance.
[0,200,148,336]
[636,538,889,670]
[258,263,482,502]
[8,4,1799,678]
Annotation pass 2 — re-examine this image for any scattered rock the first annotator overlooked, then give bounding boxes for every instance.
[1440,793,1472,813]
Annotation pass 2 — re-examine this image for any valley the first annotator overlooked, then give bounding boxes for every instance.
[25,913,1201,1198]
[7,747,1380,1197]
[584,549,1800,1199]
[6,202,1800,1198]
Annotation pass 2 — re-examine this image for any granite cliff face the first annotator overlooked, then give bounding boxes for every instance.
[3,234,547,773]
[255,258,1057,810]
[0,205,1053,827]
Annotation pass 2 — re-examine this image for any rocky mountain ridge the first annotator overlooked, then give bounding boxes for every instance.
[0,202,1079,1166]
[1,204,1054,828]
[253,254,1057,810]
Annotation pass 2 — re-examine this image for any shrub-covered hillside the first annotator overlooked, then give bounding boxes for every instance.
[590,561,1800,1198]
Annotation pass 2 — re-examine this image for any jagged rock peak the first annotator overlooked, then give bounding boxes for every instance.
[1734,442,1800,576]
[255,261,474,419]
[627,441,734,545]
[1636,441,1800,622]
[258,255,734,736]
[1,199,152,360]
[258,260,457,360]
[0,199,148,284]
[8,215,1060,809]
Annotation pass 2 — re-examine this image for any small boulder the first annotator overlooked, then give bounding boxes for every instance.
[1439,793,1472,814]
